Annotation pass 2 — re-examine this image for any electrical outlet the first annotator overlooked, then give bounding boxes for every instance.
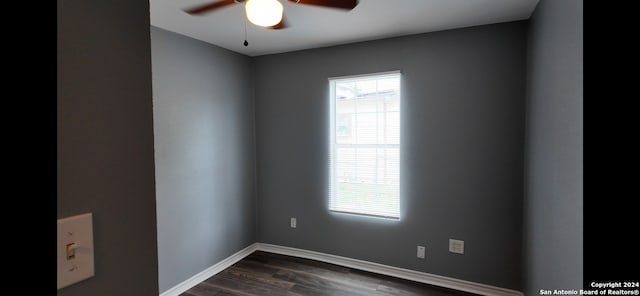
[449,239,464,254]
[290,217,297,228]
[417,246,425,259]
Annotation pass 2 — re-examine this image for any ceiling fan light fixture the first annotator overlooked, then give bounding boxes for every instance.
[245,0,283,27]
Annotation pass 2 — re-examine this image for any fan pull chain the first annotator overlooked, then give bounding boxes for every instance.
[243,17,248,47]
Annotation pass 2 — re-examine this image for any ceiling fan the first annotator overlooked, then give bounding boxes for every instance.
[183,0,359,31]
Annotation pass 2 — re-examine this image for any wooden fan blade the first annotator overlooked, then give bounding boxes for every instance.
[267,15,289,30]
[287,0,358,10]
[183,0,236,15]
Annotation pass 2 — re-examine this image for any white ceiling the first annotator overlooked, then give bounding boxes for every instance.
[150,0,539,57]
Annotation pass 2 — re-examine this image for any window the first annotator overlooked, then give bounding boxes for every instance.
[329,71,401,219]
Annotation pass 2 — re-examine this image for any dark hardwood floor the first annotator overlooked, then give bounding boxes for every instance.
[180,251,479,296]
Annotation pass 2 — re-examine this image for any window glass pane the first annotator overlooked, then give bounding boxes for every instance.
[385,94,400,112]
[386,112,400,145]
[356,80,377,96]
[336,148,356,182]
[335,114,354,144]
[355,113,377,144]
[336,82,356,100]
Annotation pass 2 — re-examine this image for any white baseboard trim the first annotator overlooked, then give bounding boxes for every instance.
[159,244,258,296]
[255,243,523,296]
[160,242,523,296]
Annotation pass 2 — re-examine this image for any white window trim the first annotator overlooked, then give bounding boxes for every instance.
[328,70,402,220]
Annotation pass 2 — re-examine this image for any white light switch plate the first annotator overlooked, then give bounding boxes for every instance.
[417,246,425,259]
[57,213,95,289]
[290,217,297,228]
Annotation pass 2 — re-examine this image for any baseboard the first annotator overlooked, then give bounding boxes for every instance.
[255,243,523,296]
[160,242,523,296]
[159,243,258,296]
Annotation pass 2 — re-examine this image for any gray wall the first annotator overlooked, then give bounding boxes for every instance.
[150,27,257,293]
[254,22,527,290]
[57,0,158,295]
[523,0,583,293]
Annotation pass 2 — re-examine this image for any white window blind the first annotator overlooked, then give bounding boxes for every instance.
[329,71,401,219]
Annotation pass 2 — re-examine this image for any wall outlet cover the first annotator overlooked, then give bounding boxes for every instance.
[449,239,464,254]
[290,217,297,228]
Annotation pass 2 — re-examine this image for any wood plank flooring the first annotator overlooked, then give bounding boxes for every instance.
[180,251,479,296]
